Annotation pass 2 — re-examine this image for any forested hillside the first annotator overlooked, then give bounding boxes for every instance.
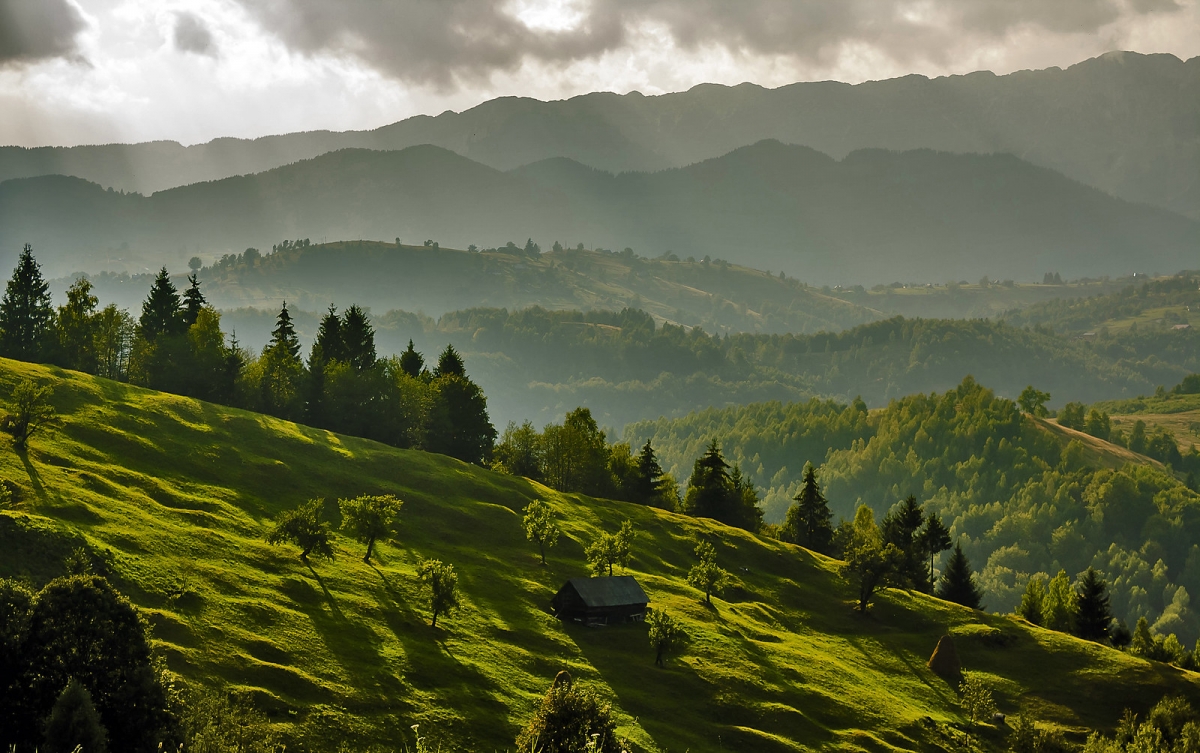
[3,360,1200,752]
[2,51,1195,219]
[3,140,1195,282]
[626,379,1200,649]
[1004,272,1200,333]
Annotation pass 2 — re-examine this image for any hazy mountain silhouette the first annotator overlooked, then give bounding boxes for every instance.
[2,141,1194,284]
[0,51,1195,219]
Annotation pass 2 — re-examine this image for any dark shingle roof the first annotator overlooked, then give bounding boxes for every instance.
[566,576,648,607]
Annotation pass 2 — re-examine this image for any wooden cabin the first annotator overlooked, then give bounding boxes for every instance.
[552,576,648,626]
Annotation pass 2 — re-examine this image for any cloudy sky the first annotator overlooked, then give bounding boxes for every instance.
[1,0,1198,148]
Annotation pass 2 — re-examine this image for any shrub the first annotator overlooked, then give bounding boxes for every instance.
[514,671,622,753]
[43,678,108,753]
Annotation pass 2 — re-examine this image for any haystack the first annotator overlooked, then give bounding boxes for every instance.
[927,634,961,679]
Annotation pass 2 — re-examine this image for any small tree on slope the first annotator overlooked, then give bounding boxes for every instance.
[339,494,402,564]
[687,541,729,605]
[417,559,460,628]
[267,500,334,561]
[522,499,560,565]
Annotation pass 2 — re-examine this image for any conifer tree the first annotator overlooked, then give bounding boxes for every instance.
[311,305,344,365]
[683,441,733,521]
[936,543,984,609]
[182,273,206,327]
[1074,567,1113,642]
[883,495,928,590]
[434,344,465,378]
[42,678,108,753]
[260,302,306,420]
[399,339,425,378]
[138,268,184,342]
[781,463,834,554]
[919,514,952,589]
[631,440,666,507]
[340,304,376,372]
[0,244,54,361]
[1018,576,1046,625]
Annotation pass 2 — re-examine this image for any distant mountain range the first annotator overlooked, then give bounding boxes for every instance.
[2,140,1195,284]
[1,51,1196,220]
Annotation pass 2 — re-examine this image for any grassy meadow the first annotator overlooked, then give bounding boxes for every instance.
[2,358,1198,752]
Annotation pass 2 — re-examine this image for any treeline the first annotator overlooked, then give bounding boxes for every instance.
[0,245,495,463]
[628,377,1200,649]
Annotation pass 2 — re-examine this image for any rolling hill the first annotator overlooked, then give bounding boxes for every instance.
[3,141,1196,283]
[1,51,1196,219]
[2,359,1199,751]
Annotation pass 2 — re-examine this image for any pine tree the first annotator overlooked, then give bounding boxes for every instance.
[882,495,929,591]
[42,678,108,753]
[311,305,344,365]
[936,543,984,609]
[0,244,55,361]
[399,339,425,378]
[631,440,665,506]
[182,273,206,326]
[435,344,465,377]
[683,441,733,521]
[138,268,185,342]
[781,463,834,554]
[1074,567,1113,642]
[340,305,376,371]
[919,514,952,590]
[269,302,301,361]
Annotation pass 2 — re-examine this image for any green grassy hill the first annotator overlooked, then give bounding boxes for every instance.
[2,359,1198,752]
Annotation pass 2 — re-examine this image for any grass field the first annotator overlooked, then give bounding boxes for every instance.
[2,359,1198,752]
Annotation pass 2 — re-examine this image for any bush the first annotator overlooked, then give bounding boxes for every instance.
[514,671,622,753]
[174,686,278,753]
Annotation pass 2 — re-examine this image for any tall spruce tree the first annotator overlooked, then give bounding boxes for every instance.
[340,305,376,372]
[260,302,305,420]
[311,305,344,364]
[936,543,984,609]
[182,273,206,326]
[0,244,55,361]
[1074,567,1113,642]
[883,496,928,591]
[781,463,834,554]
[434,344,465,378]
[138,268,185,342]
[683,441,733,521]
[919,514,952,590]
[631,440,666,507]
[399,339,425,378]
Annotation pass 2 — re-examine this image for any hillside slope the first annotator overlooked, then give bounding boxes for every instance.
[3,142,1195,284]
[1,51,1195,218]
[1,360,1199,751]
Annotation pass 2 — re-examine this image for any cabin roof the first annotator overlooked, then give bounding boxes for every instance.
[562,576,648,608]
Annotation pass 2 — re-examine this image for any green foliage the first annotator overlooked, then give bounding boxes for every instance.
[174,686,279,753]
[647,609,684,667]
[267,499,335,561]
[514,672,622,753]
[682,441,762,532]
[1043,570,1078,634]
[425,373,497,465]
[18,575,170,752]
[1018,576,1046,625]
[1082,695,1200,753]
[416,559,459,628]
[958,673,997,725]
[1059,402,1087,430]
[0,378,56,450]
[522,499,560,565]
[1019,386,1051,417]
[0,578,34,740]
[781,464,834,554]
[937,543,984,610]
[43,678,108,753]
[1076,567,1114,642]
[138,267,186,342]
[842,506,903,612]
[883,496,933,592]
[55,277,100,373]
[0,244,54,362]
[339,494,403,563]
[494,420,544,480]
[586,520,634,577]
[686,541,729,605]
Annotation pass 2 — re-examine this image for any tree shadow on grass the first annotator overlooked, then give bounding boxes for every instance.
[369,564,516,750]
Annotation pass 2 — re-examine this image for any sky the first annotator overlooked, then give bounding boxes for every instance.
[1,0,1198,148]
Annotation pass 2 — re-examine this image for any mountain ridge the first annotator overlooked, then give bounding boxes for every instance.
[1,51,1196,218]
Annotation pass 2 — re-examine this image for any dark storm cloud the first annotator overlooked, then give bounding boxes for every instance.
[238,0,1184,85]
[0,0,86,66]
[174,12,217,57]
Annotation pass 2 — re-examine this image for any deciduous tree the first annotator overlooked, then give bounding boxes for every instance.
[417,559,460,628]
[586,520,634,576]
[687,541,729,605]
[648,609,683,667]
[522,499,560,565]
[339,494,402,563]
[1,379,57,450]
[266,500,334,561]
